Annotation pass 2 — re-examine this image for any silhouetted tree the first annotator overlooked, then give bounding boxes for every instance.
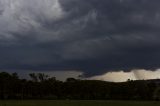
[29,73,38,82]
[0,72,160,100]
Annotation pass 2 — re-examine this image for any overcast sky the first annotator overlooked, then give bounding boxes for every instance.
[0,0,160,81]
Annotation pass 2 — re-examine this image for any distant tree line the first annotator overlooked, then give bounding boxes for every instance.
[0,72,160,100]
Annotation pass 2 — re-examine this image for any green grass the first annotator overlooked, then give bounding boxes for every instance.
[0,100,160,106]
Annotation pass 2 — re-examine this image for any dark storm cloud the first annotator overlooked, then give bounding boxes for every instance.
[0,0,160,76]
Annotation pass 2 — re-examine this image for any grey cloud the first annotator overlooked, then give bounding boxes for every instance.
[0,0,160,77]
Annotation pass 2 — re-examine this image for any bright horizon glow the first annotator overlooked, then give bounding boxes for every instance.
[89,69,160,82]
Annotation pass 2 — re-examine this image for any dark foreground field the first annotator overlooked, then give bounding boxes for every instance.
[0,100,160,106]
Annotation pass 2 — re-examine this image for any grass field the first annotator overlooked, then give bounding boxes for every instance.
[0,100,160,106]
